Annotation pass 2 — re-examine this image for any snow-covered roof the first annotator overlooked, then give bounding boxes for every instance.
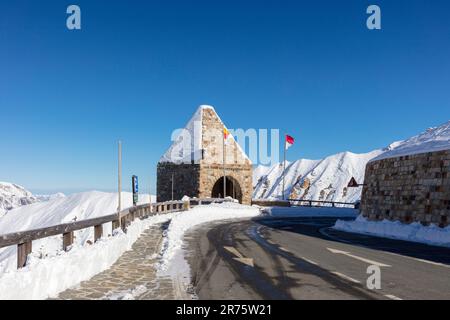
[371,120,450,162]
[159,105,251,164]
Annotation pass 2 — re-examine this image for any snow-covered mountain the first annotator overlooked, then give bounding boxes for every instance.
[253,150,383,203]
[0,182,65,217]
[253,120,450,203]
[0,182,39,216]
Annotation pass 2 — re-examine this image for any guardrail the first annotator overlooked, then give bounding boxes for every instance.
[0,198,228,269]
[288,199,357,208]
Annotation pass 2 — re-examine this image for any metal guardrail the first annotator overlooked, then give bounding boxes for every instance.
[0,198,229,269]
[288,199,357,208]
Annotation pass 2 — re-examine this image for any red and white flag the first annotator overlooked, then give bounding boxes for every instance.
[285,135,294,150]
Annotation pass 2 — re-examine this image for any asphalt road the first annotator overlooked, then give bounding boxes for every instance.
[185,216,450,300]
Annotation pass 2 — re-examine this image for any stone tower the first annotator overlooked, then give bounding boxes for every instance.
[157,105,253,204]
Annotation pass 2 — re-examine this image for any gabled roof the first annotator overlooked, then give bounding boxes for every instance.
[159,105,251,164]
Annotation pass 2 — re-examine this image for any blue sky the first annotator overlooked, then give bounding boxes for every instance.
[1,0,450,194]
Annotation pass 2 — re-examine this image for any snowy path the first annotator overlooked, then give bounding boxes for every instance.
[57,223,175,300]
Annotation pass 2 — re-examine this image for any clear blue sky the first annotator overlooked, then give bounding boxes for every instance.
[1,0,449,194]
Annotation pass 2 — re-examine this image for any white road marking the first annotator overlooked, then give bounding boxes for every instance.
[224,246,254,267]
[380,250,450,269]
[327,247,391,267]
[301,257,319,266]
[384,294,402,300]
[279,247,291,253]
[331,271,361,284]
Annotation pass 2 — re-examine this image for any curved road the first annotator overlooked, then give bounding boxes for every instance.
[185,216,450,300]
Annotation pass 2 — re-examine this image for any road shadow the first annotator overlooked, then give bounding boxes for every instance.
[252,215,450,266]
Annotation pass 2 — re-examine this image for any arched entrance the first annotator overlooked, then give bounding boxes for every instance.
[211,176,243,203]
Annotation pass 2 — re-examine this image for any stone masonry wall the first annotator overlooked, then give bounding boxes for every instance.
[157,163,200,202]
[157,107,253,204]
[199,163,253,205]
[361,150,450,227]
[198,108,253,205]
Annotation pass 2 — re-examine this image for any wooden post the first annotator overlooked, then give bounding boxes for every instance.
[121,216,127,232]
[17,241,32,269]
[63,232,74,251]
[112,218,120,231]
[94,225,103,242]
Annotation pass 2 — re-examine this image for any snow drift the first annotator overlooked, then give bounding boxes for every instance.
[334,215,450,248]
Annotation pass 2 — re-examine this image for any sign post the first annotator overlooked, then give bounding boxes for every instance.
[132,175,139,206]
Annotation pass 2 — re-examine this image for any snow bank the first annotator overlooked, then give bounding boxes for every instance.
[334,215,450,248]
[371,120,450,161]
[0,191,155,273]
[0,213,171,300]
[157,202,260,291]
[261,206,358,218]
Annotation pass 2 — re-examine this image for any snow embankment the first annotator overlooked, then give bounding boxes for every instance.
[0,213,170,300]
[0,190,158,299]
[0,191,154,273]
[334,215,450,248]
[157,202,260,291]
[261,206,358,218]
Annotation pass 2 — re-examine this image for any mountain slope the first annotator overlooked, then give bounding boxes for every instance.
[0,182,65,217]
[0,182,39,216]
[372,120,450,161]
[253,120,450,203]
[253,150,384,203]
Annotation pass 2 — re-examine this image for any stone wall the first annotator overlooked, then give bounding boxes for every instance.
[199,163,253,205]
[157,163,200,202]
[157,107,253,205]
[361,150,450,227]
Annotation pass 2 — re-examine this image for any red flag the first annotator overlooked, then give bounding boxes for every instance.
[285,135,294,150]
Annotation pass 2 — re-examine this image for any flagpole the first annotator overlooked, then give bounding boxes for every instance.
[223,131,226,199]
[282,136,286,200]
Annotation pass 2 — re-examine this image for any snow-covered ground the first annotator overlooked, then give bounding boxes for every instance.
[0,212,170,300]
[156,201,260,296]
[260,206,358,218]
[0,191,260,299]
[0,191,155,273]
[334,215,450,248]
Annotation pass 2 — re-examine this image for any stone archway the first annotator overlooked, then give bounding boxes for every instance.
[211,176,243,203]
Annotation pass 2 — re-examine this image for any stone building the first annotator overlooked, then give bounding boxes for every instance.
[361,149,450,227]
[157,105,253,204]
